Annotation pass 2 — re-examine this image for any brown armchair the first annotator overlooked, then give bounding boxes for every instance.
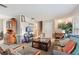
[54,33,65,39]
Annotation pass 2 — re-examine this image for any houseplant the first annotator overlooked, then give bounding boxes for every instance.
[58,22,72,34]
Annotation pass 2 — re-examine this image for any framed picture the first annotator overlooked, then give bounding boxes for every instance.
[21,15,25,22]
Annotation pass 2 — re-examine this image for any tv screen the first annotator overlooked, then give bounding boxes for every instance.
[26,26,32,32]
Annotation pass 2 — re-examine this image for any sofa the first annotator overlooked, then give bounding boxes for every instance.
[63,40,76,54]
[51,39,76,55]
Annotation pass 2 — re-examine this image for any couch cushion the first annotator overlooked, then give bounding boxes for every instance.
[63,40,76,54]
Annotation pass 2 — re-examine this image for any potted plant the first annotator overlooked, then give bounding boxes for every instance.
[58,22,72,37]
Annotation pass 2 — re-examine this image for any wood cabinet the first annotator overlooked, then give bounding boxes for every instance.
[6,18,17,44]
[32,38,51,51]
[6,30,16,44]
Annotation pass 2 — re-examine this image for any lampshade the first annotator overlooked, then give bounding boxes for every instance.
[62,30,65,33]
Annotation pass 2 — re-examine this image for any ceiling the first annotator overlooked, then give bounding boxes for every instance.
[0,4,79,20]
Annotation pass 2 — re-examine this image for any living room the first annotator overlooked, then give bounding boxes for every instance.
[0,4,79,55]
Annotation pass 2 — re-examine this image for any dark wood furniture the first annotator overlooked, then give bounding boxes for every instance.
[32,38,51,51]
[54,33,65,39]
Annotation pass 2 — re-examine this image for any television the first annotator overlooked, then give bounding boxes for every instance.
[26,26,32,32]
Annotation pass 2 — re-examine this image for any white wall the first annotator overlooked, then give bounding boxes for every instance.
[0,14,12,44]
[15,15,36,43]
[0,19,3,44]
[0,19,3,32]
[72,16,79,35]
[0,14,12,34]
[42,20,54,39]
[21,16,35,35]
[54,17,72,32]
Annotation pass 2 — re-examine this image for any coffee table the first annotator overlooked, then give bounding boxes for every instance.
[32,38,51,51]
